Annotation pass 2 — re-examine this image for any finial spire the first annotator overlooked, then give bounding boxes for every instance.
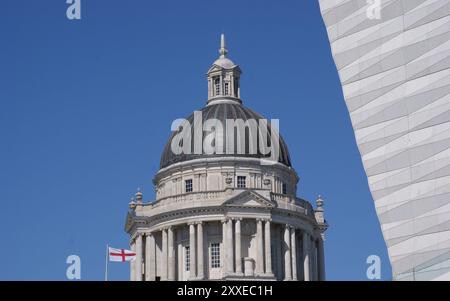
[316,195,324,211]
[219,33,228,58]
[135,188,143,203]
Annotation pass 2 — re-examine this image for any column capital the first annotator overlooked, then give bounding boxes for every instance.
[195,221,203,225]
[320,232,326,241]
[312,235,320,243]
[130,231,143,242]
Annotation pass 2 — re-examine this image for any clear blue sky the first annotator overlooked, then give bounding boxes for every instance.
[0,0,391,280]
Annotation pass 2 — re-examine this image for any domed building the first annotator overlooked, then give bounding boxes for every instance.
[125,35,328,281]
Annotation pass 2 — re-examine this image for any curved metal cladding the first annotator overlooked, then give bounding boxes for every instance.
[160,102,292,169]
[319,0,450,280]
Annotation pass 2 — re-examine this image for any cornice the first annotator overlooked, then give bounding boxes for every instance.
[154,156,298,182]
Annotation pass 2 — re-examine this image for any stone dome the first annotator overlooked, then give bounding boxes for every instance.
[126,35,328,283]
[213,57,236,69]
[160,102,292,169]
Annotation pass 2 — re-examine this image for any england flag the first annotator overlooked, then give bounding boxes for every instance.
[108,247,136,262]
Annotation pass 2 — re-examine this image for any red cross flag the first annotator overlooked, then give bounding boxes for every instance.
[108,247,136,262]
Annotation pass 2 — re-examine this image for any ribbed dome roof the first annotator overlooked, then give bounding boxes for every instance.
[160,102,292,169]
[213,57,236,69]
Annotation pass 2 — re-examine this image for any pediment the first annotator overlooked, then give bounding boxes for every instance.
[207,65,224,73]
[223,190,276,208]
[124,211,135,233]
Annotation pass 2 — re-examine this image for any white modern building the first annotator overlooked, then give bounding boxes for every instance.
[125,35,328,281]
[319,0,450,280]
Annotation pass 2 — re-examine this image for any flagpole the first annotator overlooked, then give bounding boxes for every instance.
[105,244,109,281]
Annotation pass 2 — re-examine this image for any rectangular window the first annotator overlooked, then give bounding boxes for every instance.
[185,179,193,193]
[237,176,246,188]
[224,82,229,95]
[210,243,220,268]
[282,183,287,194]
[185,246,190,271]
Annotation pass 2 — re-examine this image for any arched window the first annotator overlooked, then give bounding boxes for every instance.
[214,77,220,96]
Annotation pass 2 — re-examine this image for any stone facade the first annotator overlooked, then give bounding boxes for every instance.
[125,35,328,281]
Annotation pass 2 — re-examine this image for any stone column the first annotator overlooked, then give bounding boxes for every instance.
[168,227,175,280]
[317,237,326,281]
[189,223,196,279]
[161,229,168,280]
[130,240,136,281]
[235,218,243,275]
[312,240,318,281]
[177,229,183,279]
[197,222,204,279]
[145,233,156,281]
[264,220,273,276]
[256,219,264,275]
[302,231,310,281]
[283,225,292,280]
[226,219,234,274]
[135,233,143,281]
[221,220,227,274]
[230,75,234,98]
[291,228,297,280]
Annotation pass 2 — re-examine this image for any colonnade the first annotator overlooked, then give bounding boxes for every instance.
[130,219,325,281]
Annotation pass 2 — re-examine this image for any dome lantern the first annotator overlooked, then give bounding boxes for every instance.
[207,34,242,105]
